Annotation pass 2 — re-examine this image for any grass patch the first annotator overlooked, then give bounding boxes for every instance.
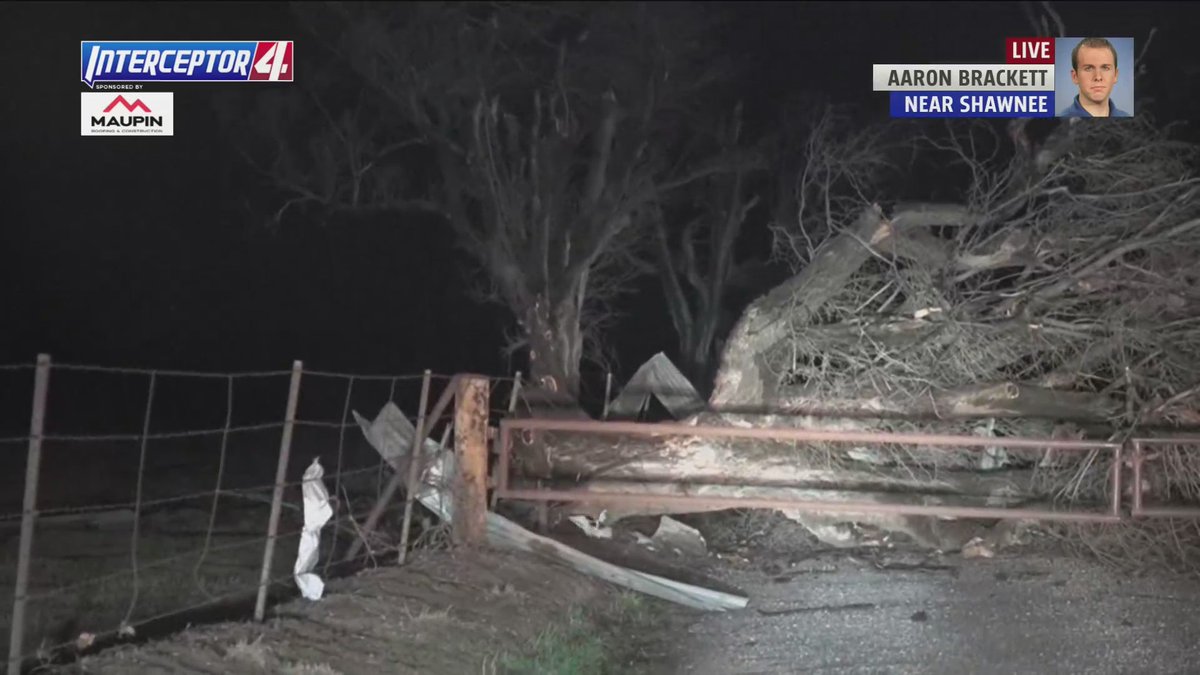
[497,592,663,675]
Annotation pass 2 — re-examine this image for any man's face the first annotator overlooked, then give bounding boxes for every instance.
[1071,45,1118,105]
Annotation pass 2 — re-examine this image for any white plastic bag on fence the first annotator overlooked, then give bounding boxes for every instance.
[295,457,333,600]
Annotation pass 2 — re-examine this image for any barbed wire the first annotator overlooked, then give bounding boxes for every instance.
[299,368,449,382]
[194,375,235,600]
[294,413,455,430]
[23,496,393,606]
[0,463,393,528]
[23,545,400,664]
[36,421,286,443]
[2,356,502,666]
[49,362,293,379]
[325,375,355,577]
[23,528,303,602]
[121,371,156,628]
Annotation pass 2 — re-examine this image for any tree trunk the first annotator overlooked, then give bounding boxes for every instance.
[710,205,891,407]
[510,428,1041,494]
[524,295,583,399]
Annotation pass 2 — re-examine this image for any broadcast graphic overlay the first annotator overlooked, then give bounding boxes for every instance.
[79,41,294,137]
[1054,37,1134,118]
[874,37,1134,119]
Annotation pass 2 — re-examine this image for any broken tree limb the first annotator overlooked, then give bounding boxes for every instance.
[774,381,1121,422]
[711,201,992,408]
[712,204,889,407]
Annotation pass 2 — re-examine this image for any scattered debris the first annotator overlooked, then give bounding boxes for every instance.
[355,404,748,612]
[650,516,707,557]
[294,458,333,600]
[961,537,996,559]
[606,352,705,421]
[568,514,613,539]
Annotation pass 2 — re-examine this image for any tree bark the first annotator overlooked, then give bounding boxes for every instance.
[510,429,1040,494]
[524,295,583,398]
[710,204,891,407]
[773,381,1120,422]
[529,479,1030,521]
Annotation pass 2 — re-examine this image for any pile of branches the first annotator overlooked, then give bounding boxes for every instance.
[713,109,1200,500]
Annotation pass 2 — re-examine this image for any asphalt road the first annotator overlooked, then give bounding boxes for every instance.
[660,550,1200,674]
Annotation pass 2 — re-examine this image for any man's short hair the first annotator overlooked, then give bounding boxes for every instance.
[1071,38,1118,71]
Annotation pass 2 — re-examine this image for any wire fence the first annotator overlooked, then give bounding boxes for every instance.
[0,356,519,674]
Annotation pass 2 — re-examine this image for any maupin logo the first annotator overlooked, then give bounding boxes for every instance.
[81,92,174,136]
[103,95,152,113]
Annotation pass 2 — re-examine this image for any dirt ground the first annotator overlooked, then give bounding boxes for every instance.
[16,509,1200,674]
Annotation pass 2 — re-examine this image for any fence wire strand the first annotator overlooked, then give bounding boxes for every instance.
[194,375,234,600]
[6,357,454,667]
[49,363,292,379]
[325,376,354,577]
[29,546,398,664]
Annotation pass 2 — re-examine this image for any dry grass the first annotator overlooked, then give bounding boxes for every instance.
[224,635,271,668]
[280,663,343,675]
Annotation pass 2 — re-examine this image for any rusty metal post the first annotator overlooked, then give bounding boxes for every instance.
[603,372,613,420]
[1111,444,1124,518]
[453,375,489,546]
[397,370,432,565]
[507,371,522,414]
[254,360,303,622]
[7,354,50,674]
[1131,439,1144,516]
[496,422,513,495]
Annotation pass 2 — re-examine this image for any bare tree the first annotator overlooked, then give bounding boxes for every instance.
[651,103,765,391]
[229,3,735,398]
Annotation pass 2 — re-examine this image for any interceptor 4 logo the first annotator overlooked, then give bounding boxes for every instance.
[81,41,293,87]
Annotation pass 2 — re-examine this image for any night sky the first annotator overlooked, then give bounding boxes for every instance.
[3,2,1198,388]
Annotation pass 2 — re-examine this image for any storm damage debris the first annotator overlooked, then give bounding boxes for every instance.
[650,516,708,557]
[295,458,334,600]
[607,352,706,421]
[354,404,748,612]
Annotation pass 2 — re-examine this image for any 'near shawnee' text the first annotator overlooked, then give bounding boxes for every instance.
[902,94,1050,115]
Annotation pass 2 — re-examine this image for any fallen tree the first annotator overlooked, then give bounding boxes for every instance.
[715,113,1200,432]
[507,110,1200,549]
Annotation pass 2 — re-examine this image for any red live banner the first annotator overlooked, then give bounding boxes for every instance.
[1007,37,1054,64]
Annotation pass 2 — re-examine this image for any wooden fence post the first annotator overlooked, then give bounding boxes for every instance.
[453,375,489,546]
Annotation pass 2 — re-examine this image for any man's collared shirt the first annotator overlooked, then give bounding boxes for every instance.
[1060,94,1130,118]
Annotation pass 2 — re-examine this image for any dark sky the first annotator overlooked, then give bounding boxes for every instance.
[2,2,1198,387]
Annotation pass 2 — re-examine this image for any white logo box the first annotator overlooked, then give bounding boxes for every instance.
[81,92,174,136]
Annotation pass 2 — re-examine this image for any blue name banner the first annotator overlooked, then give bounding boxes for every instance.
[889,91,1055,118]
